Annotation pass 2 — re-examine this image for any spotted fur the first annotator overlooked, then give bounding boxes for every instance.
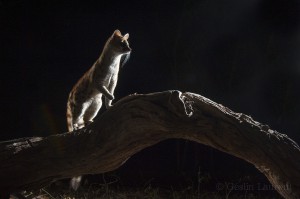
[66,30,131,132]
[66,30,131,191]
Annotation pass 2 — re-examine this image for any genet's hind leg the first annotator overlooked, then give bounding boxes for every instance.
[83,98,102,126]
[72,103,89,130]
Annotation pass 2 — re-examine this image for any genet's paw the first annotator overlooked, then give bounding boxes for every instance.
[105,102,113,109]
[85,120,93,126]
[107,104,113,109]
[108,94,114,100]
[105,93,114,100]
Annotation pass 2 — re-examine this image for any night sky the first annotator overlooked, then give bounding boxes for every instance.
[1,0,300,195]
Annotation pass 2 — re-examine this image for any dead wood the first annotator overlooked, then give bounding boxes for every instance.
[0,91,299,198]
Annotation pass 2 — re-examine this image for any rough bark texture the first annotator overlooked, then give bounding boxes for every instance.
[0,91,299,198]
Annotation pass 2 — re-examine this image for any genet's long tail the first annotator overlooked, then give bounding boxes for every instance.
[70,176,82,190]
[66,101,73,132]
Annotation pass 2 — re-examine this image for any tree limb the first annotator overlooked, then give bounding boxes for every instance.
[0,91,299,198]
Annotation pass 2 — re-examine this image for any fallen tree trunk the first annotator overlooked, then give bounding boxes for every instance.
[0,91,299,198]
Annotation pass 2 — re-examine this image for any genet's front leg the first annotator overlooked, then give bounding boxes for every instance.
[96,84,114,100]
[105,75,118,109]
[105,97,113,109]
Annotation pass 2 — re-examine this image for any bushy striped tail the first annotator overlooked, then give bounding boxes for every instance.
[66,101,73,132]
[70,176,82,190]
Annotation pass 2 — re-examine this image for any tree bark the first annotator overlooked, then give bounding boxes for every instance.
[0,91,299,198]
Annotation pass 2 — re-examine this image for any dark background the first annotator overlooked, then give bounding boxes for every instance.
[1,0,299,196]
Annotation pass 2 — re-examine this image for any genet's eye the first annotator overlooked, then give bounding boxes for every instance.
[121,41,127,48]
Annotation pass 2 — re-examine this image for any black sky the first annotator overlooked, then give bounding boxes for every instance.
[1,0,299,194]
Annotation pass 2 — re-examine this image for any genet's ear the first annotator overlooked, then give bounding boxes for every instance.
[113,29,122,37]
[123,33,129,40]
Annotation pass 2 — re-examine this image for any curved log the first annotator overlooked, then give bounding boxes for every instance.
[0,91,299,198]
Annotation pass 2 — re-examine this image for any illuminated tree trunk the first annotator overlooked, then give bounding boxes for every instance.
[0,91,299,198]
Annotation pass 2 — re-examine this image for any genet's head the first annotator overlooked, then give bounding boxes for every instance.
[109,29,131,55]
